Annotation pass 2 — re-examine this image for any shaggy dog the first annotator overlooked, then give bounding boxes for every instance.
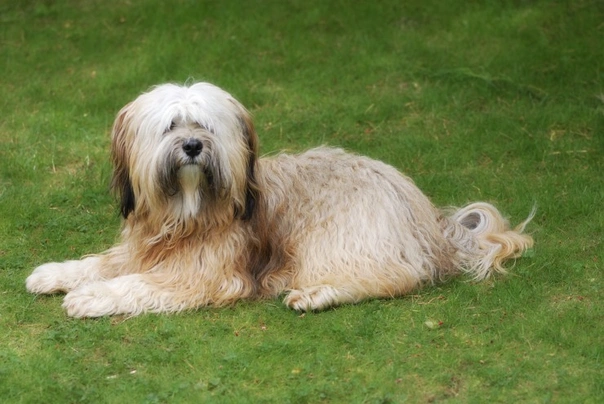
[26,82,534,317]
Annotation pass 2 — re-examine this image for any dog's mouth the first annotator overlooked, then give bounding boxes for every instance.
[182,158,202,167]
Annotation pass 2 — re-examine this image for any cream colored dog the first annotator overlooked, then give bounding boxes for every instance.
[26,82,534,317]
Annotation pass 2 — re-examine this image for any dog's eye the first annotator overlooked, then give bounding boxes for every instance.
[164,121,176,134]
[199,123,214,133]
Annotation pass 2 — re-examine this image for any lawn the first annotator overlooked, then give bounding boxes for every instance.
[0,0,602,402]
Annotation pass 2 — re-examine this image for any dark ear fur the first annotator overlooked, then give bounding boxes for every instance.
[110,104,136,219]
[117,178,135,219]
[238,111,260,221]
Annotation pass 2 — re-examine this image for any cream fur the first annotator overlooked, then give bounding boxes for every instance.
[26,82,534,317]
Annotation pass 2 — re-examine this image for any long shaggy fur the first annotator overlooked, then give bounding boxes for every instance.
[26,82,534,317]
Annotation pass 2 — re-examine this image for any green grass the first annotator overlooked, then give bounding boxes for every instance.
[1,0,602,402]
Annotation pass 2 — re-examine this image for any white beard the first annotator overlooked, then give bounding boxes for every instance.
[176,164,205,218]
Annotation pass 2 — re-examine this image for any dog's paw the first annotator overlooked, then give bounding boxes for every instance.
[26,263,69,294]
[63,282,121,318]
[284,285,341,311]
[26,258,103,295]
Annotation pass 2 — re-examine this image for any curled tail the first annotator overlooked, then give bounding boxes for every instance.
[443,202,535,280]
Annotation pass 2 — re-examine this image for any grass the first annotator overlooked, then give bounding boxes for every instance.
[1,0,602,402]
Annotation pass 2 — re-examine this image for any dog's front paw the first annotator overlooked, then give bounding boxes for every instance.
[26,258,103,295]
[26,263,69,294]
[63,283,121,318]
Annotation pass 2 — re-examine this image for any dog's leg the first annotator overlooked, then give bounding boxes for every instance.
[26,257,105,294]
[284,285,361,311]
[62,274,158,317]
[62,273,248,317]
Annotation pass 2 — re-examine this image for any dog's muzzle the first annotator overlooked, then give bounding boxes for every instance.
[182,138,203,158]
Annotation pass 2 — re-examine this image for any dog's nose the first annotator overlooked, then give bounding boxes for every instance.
[182,138,203,157]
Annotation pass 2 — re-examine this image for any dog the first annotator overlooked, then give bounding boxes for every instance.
[26,82,534,318]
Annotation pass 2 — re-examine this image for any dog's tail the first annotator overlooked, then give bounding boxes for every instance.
[443,202,535,280]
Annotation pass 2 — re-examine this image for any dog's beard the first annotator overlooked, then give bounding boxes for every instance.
[154,141,230,221]
[176,164,205,218]
[157,145,204,197]
[157,153,206,218]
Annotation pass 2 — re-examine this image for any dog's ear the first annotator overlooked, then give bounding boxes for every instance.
[237,110,260,221]
[110,103,136,218]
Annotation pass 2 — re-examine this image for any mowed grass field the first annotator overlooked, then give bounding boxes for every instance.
[1,0,602,402]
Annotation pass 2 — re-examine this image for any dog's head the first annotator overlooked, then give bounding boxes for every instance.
[110,83,259,224]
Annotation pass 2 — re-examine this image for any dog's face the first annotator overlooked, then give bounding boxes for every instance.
[110,83,258,223]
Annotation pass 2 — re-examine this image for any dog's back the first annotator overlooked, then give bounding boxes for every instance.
[251,147,534,311]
